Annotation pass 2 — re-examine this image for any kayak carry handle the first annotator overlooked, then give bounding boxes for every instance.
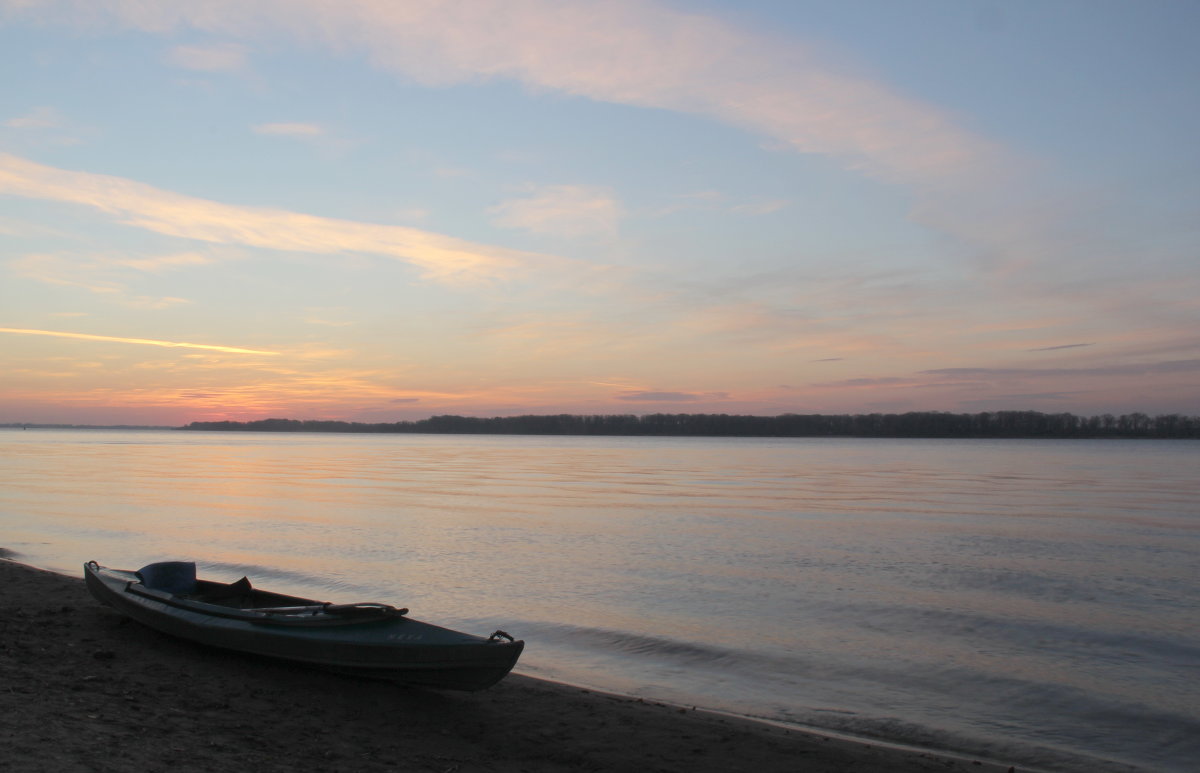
[488,630,515,643]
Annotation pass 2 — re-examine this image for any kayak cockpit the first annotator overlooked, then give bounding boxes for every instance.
[129,561,407,625]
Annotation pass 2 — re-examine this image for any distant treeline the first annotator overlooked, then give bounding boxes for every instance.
[179,411,1200,438]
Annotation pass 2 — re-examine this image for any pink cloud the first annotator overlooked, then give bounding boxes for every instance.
[0,153,562,284]
[7,0,1006,188]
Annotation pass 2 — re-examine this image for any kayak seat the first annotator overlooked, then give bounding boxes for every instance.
[191,576,254,605]
[136,561,198,595]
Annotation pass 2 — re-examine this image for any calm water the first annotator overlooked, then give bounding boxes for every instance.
[2,429,1197,771]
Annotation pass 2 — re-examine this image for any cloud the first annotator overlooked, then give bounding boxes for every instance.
[0,327,278,355]
[395,207,431,223]
[922,360,1200,379]
[6,0,1090,299]
[167,43,247,72]
[11,252,122,293]
[802,361,1200,402]
[30,0,1156,314]
[252,122,324,137]
[616,390,729,402]
[1,0,1005,189]
[990,392,1076,402]
[5,106,61,129]
[302,308,356,328]
[1027,343,1093,352]
[0,152,565,284]
[109,251,217,273]
[731,198,790,216]
[812,377,914,388]
[489,184,622,237]
[9,249,216,307]
[653,190,791,218]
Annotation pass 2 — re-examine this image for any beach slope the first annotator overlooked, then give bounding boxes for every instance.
[1,558,1019,772]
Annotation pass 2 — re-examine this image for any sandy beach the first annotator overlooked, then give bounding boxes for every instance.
[1,556,1024,773]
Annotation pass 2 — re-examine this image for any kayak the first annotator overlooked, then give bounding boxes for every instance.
[84,561,524,691]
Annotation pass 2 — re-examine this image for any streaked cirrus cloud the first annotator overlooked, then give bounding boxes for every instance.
[489,184,622,237]
[0,327,278,355]
[923,360,1200,379]
[5,106,62,129]
[1,0,1006,189]
[617,390,730,403]
[10,249,218,308]
[1027,343,1093,352]
[0,152,560,284]
[0,0,1062,290]
[252,122,324,137]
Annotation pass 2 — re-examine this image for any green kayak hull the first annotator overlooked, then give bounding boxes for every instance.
[84,562,523,691]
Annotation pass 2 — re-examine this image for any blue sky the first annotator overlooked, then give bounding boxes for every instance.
[1,0,1197,424]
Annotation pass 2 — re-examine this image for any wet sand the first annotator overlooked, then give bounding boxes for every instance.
[1,556,1022,772]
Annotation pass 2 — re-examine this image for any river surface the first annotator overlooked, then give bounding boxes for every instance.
[2,429,1197,771]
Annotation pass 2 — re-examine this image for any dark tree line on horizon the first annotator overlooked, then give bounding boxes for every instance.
[178,411,1200,439]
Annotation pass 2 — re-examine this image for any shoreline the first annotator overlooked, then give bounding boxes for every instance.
[1,556,1028,772]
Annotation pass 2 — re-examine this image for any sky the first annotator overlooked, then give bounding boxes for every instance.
[1,0,1198,426]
